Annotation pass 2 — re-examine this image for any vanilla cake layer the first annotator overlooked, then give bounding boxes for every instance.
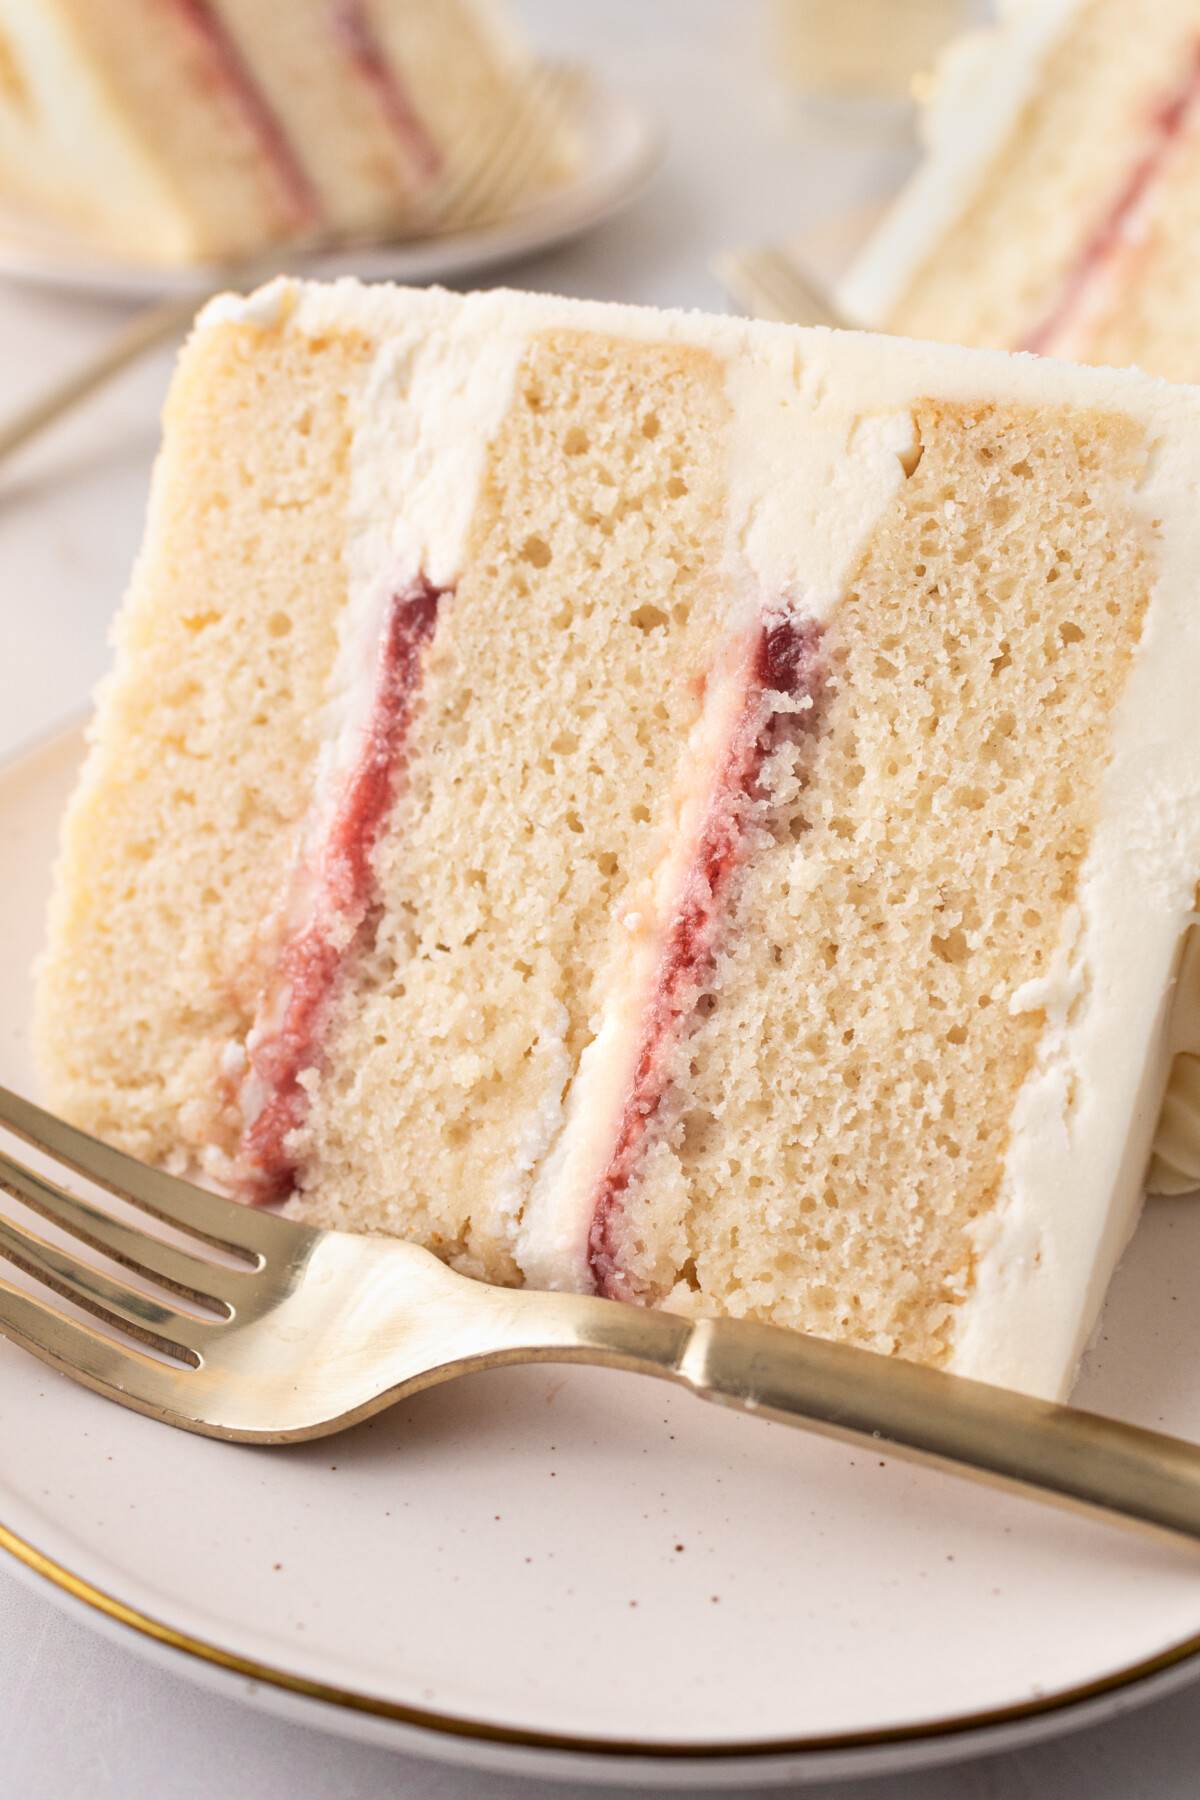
[0,1,568,264]
[839,0,1200,382]
[36,282,1200,1400]
[36,302,373,1155]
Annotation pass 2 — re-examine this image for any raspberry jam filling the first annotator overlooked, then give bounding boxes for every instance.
[330,1,444,187]
[159,0,321,232]
[1023,41,1200,358]
[587,614,827,1299]
[235,577,444,1199]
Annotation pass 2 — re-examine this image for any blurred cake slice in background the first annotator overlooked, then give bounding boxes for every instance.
[0,0,578,266]
[838,0,1200,383]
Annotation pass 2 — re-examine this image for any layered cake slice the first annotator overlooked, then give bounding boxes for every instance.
[0,0,574,264]
[839,0,1200,382]
[35,280,1200,1400]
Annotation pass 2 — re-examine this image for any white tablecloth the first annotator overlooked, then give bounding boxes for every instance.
[3,4,1200,1794]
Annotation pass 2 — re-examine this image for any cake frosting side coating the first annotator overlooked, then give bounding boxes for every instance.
[35,279,1200,1399]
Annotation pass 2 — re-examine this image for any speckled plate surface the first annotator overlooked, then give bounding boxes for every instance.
[0,80,662,300]
[5,723,1200,1787]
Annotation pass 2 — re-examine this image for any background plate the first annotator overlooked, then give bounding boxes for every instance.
[0,80,662,300]
[5,725,1200,1785]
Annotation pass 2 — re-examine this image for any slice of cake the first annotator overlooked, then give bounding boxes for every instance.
[35,279,1200,1402]
[838,0,1200,383]
[0,0,575,265]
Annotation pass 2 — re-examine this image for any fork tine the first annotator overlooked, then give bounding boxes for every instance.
[0,1085,293,1260]
[424,60,579,236]
[0,1143,244,1306]
[442,64,568,230]
[420,70,514,219]
[714,247,851,330]
[0,1271,204,1423]
[468,64,584,230]
[749,248,836,324]
[460,65,585,233]
[419,65,542,226]
[0,1210,211,1362]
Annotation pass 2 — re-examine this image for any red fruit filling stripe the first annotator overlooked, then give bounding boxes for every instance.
[158,0,322,233]
[1023,41,1200,358]
[329,1,444,188]
[587,614,828,1299]
[236,577,445,1199]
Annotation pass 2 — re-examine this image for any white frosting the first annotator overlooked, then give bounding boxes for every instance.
[724,354,918,621]
[835,0,1084,329]
[195,280,1200,1396]
[950,407,1200,1397]
[199,279,297,331]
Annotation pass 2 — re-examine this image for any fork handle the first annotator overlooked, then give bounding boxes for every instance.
[467,1281,1200,1548]
[0,293,201,468]
[0,232,337,470]
[489,1290,1200,1544]
[668,1316,1200,1544]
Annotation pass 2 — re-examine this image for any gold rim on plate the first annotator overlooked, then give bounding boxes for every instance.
[5,1512,1200,1766]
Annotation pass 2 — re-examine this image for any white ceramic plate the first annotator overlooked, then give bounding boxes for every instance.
[0,81,662,300]
[6,725,1200,1787]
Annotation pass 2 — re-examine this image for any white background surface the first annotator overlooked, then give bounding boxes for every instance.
[4,2,1200,1795]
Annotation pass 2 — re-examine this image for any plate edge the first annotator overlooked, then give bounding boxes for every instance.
[4,1511,1200,1768]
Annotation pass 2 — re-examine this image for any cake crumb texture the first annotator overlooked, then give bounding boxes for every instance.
[292,331,733,1281]
[53,0,315,254]
[35,315,373,1166]
[617,401,1151,1364]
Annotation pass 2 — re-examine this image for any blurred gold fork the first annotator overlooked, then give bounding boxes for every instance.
[0,59,586,470]
[713,244,854,329]
[412,59,585,237]
[3,1083,1200,1545]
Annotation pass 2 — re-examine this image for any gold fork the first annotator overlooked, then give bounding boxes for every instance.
[0,60,586,471]
[3,1084,1200,1545]
[713,244,855,329]
[410,59,585,238]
